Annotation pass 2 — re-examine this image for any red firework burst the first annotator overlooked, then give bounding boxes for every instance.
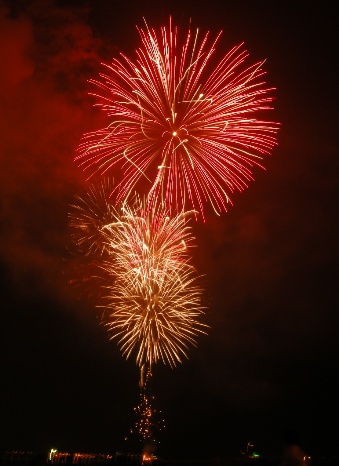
[76,18,279,220]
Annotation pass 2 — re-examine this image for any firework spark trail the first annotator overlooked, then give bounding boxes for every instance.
[127,366,165,456]
[69,181,207,368]
[75,18,279,220]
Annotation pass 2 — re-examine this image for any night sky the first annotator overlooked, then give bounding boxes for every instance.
[1,0,338,461]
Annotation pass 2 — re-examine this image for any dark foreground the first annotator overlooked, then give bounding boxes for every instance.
[2,451,339,466]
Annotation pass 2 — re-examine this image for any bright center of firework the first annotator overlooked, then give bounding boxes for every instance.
[172,131,177,137]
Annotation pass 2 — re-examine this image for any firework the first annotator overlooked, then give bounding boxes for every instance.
[69,181,207,368]
[102,198,207,368]
[69,177,116,256]
[76,18,279,219]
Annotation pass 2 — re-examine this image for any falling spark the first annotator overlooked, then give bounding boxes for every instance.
[133,367,164,444]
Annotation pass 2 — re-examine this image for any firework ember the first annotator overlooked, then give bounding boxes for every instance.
[76,18,279,219]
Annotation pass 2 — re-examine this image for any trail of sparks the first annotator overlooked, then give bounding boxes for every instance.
[76,18,279,220]
[126,366,165,457]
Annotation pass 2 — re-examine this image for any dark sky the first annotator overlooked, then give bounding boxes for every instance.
[1,0,338,461]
